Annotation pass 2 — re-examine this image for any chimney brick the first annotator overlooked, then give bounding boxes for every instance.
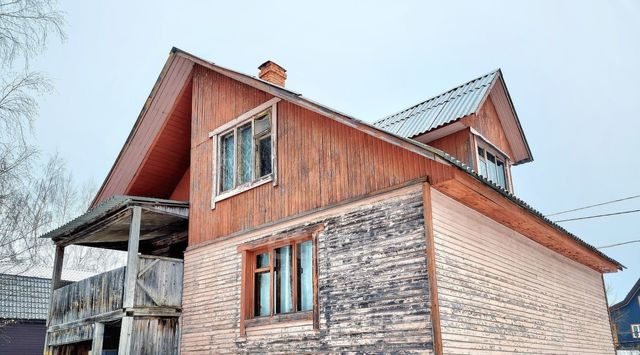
[258,61,287,87]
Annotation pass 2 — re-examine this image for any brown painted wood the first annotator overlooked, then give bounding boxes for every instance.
[189,65,454,245]
[428,128,473,166]
[422,183,443,355]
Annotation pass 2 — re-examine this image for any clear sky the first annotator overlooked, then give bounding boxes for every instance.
[31,0,639,302]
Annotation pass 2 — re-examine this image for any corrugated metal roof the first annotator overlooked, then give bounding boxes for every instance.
[0,266,98,320]
[373,70,498,138]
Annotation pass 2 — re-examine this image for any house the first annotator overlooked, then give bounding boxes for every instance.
[40,47,623,354]
[0,265,94,355]
[611,278,640,351]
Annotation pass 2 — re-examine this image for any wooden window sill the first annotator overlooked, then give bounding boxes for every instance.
[244,310,313,330]
[213,175,272,208]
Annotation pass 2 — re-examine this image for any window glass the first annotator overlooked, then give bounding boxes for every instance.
[632,324,640,338]
[254,272,270,317]
[255,114,270,135]
[221,133,235,191]
[297,240,313,311]
[257,136,272,177]
[238,124,253,184]
[496,160,506,189]
[256,252,270,269]
[275,246,292,314]
[487,153,498,183]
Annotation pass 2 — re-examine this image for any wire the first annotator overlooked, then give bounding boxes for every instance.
[546,194,640,217]
[553,209,640,223]
[597,240,640,249]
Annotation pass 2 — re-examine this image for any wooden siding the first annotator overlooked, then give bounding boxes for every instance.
[169,168,190,200]
[92,55,193,206]
[189,65,452,245]
[130,317,180,355]
[430,188,615,354]
[134,256,184,308]
[49,267,125,326]
[428,128,473,166]
[181,186,434,353]
[462,96,515,160]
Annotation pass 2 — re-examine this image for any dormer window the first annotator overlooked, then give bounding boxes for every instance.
[476,143,510,191]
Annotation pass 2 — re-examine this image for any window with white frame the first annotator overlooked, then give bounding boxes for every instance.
[632,324,640,339]
[476,144,509,191]
[210,98,279,206]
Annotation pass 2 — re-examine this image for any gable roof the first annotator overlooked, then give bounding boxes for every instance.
[610,277,640,311]
[372,69,533,164]
[374,70,498,137]
[87,47,621,273]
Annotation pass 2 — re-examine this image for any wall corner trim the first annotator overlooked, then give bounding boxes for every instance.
[422,183,443,354]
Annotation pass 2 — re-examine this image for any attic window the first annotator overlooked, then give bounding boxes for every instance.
[477,146,509,190]
[209,98,280,208]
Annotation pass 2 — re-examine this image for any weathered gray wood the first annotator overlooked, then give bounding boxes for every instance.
[118,316,134,355]
[135,256,184,308]
[48,266,125,326]
[90,322,104,355]
[45,245,65,354]
[47,323,94,346]
[180,189,434,353]
[130,317,180,355]
[123,206,142,309]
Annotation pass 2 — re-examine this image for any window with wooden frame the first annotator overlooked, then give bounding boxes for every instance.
[238,230,319,335]
[209,98,279,208]
[476,142,510,191]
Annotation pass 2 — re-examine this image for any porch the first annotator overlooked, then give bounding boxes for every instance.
[41,196,188,355]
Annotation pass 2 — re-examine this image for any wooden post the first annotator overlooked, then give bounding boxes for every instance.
[91,322,105,355]
[44,245,65,354]
[118,206,142,355]
[422,183,443,355]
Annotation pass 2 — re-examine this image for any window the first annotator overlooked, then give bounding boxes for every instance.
[477,145,509,190]
[209,98,279,207]
[632,324,640,339]
[238,230,319,335]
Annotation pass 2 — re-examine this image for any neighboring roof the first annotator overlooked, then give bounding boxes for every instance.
[0,266,97,320]
[0,264,96,282]
[373,70,498,138]
[40,195,188,242]
[610,277,640,311]
[81,47,620,272]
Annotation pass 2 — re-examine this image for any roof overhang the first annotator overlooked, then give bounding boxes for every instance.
[610,277,640,311]
[41,196,188,252]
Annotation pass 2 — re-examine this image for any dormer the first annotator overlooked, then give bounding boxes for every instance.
[373,69,532,192]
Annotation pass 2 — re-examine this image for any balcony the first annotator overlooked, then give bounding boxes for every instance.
[46,255,183,347]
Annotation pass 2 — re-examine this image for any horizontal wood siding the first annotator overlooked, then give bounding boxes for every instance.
[47,324,93,347]
[430,188,614,354]
[190,65,452,245]
[49,267,125,326]
[181,188,433,353]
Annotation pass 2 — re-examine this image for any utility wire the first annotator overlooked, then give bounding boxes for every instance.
[553,209,640,223]
[597,239,640,249]
[546,194,640,217]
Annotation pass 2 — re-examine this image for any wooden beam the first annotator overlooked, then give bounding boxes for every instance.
[90,322,104,355]
[118,316,134,355]
[44,246,64,353]
[422,183,443,355]
[118,206,141,355]
[123,206,142,309]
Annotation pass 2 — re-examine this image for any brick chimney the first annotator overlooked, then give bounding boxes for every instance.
[258,60,287,87]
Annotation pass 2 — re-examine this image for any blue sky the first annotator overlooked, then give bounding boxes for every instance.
[31,0,639,302]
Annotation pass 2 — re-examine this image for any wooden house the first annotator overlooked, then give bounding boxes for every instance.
[610,278,640,351]
[41,48,622,354]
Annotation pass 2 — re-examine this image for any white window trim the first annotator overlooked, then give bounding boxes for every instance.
[632,324,640,339]
[473,130,513,192]
[209,97,280,209]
